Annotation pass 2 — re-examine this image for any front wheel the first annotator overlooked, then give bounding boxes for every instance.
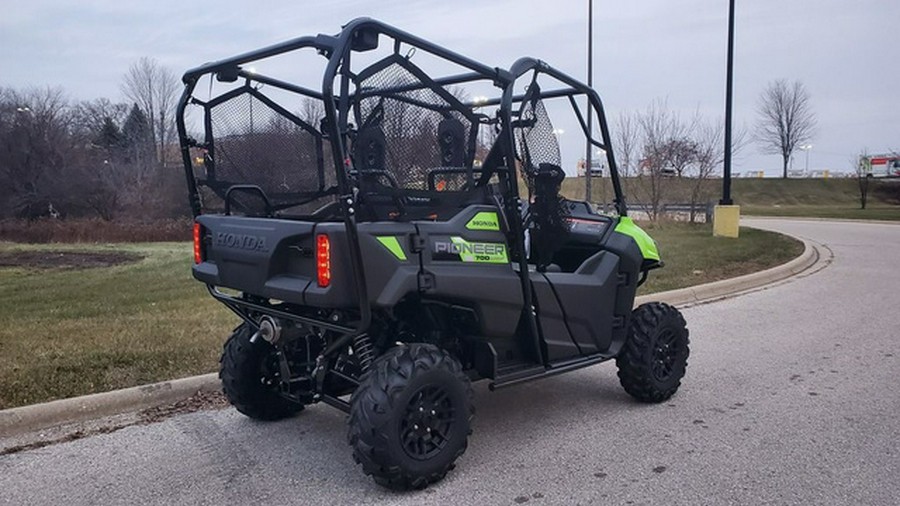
[616,302,690,403]
[348,343,474,490]
[219,324,304,420]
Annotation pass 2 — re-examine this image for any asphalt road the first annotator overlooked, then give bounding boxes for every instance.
[3,218,899,505]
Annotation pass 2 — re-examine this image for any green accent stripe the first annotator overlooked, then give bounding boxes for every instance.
[376,236,408,261]
[614,217,660,262]
[466,211,500,231]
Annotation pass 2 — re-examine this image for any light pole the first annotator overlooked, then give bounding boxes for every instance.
[799,144,812,173]
[721,0,735,206]
[714,0,740,237]
[585,0,593,203]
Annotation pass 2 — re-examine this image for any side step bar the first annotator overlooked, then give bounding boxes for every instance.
[489,354,613,391]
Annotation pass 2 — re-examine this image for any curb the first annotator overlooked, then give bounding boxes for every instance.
[742,215,900,225]
[634,235,820,308]
[0,373,219,439]
[0,230,825,440]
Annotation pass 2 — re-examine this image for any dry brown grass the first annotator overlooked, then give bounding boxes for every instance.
[0,218,192,243]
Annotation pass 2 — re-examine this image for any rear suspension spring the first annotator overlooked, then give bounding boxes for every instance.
[353,333,375,372]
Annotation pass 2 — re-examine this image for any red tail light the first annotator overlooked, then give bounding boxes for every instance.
[316,234,331,287]
[193,222,204,264]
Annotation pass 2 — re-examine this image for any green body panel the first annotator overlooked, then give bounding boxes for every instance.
[375,236,408,261]
[465,211,501,231]
[614,217,660,262]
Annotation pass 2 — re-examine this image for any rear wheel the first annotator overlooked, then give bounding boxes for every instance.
[616,302,690,403]
[348,343,474,490]
[219,324,304,420]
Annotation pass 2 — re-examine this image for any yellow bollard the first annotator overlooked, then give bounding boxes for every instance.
[713,205,740,238]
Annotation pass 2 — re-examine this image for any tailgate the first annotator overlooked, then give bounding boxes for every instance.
[193,215,316,304]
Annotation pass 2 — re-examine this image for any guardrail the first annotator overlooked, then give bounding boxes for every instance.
[626,202,714,223]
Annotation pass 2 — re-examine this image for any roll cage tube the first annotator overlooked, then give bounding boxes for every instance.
[504,57,628,217]
[318,19,519,355]
[317,19,517,354]
[177,18,521,357]
[176,34,331,218]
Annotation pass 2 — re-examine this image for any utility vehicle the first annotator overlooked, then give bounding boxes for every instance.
[177,18,689,490]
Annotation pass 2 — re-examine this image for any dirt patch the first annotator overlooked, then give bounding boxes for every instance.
[0,250,144,270]
[138,389,229,424]
[0,390,229,456]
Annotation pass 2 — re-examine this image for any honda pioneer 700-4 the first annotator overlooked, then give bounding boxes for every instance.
[177,18,689,490]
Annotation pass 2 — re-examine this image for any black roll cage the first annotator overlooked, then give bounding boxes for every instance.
[176,18,628,367]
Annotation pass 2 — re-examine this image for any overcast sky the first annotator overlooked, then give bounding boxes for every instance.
[2,0,897,176]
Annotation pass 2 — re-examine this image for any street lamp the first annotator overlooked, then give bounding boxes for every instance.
[713,0,739,238]
[799,144,813,173]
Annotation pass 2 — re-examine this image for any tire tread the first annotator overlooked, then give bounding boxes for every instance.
[347,344,473,490]
[616,302,690,403]
[219,326,303,421]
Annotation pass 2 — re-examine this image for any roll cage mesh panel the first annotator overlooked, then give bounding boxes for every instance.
[514,90,561,178]
[354,58,478,193]
[200,90,335,214]
[513,86,570,267]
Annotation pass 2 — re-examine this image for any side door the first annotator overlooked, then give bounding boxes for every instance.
[414,205,524,339]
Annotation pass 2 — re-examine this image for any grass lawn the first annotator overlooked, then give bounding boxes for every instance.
[637,223,804,294]
[0,243,233,409]
[561,177,900,221]
[0,224,803,409]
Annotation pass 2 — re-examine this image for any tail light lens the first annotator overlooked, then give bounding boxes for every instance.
[316,234,331,287]
[193,222,204,264]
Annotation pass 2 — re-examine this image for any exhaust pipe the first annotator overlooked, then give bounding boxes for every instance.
[250,315,282,345]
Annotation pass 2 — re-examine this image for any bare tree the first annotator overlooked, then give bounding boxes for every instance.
[0,86,73,217]
[614,112,639,178]
[688,122,723,222]
[0,84,190,221]
[120,57,179,166]
[70,98,129,141]
[633,101,693,221]
[686,122,747,222]
[299,97,325,129]
[662,137,699,178]
[755,79,816,179]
